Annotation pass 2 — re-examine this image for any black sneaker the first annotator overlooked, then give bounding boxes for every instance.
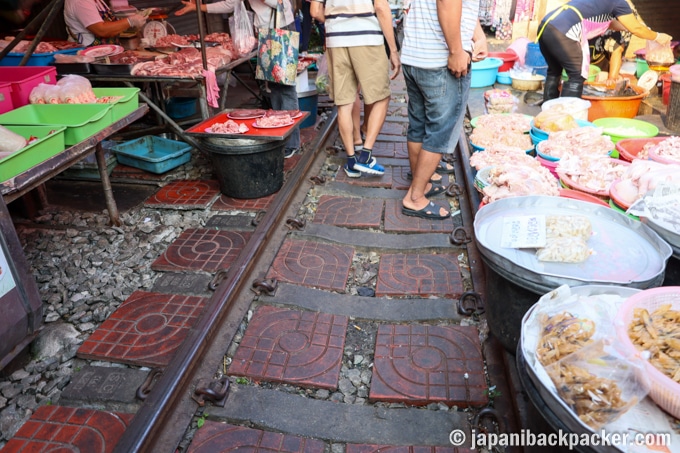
[284,148,299,159]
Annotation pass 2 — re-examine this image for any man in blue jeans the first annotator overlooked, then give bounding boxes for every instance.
[400,0,485,219]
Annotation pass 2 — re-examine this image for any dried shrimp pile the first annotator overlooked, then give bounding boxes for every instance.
[548,363,628,429]
[628,304,680,382]
[537,127,614,159]
[557,155,628,192]
[536,312,596,366]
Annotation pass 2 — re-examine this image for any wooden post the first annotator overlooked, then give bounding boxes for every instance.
[666,81,680,132]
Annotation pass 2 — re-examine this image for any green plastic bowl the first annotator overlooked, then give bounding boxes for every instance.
[592,117,658,144]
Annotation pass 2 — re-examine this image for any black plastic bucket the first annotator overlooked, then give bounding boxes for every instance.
[483,263,543,354]
[202,138,284,199]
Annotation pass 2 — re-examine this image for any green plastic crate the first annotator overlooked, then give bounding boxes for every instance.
[0,104,113,145]
[92,87,140,122]
[0,125,66,182]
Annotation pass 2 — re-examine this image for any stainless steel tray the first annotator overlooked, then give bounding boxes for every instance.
[474,196,673,293]
[640,216,680,259]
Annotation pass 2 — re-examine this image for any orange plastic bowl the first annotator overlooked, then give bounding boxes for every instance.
[558,188,609,207]
[615,137,667,162]
[581,84,649,122]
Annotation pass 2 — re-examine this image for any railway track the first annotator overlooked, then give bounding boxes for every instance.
[3,77,523,453]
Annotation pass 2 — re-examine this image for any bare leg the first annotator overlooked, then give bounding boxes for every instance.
[363,95,389,150]
[403,148,449,215]
[361,102,373,137]
[337,102,357,157]
[407,140,442,183]
[352,94,362,146]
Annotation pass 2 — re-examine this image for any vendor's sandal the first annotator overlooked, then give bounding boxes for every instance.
[401,201,451,220]
[406,171,443,184]
[424,181,445,198]
[435,160,455,174]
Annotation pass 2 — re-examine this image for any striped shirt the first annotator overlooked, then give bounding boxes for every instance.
[400,0,480,69]
[321,0,384,48]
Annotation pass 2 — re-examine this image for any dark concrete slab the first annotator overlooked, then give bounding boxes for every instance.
[205,214,256,230]
[210,385,471,446]
[60,366,148,413]
[151,272,213,296]
[43,180,158,213]
[292,224,456,251]
[259,283,464,323]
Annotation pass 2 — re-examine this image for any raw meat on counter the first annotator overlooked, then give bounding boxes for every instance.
[131,48,233,77]
[255,114,294,127]
[470,126,532,150]
[208,120,249,134]
[155,34,192,47]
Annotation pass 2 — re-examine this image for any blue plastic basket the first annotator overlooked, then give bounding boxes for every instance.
[0,48,82,67]
[112,135,192,174]
[471,58,503,88]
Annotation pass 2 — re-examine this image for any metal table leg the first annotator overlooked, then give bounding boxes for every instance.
[95,142,121,226]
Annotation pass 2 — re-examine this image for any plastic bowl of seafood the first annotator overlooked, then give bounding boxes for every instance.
[615,137,667,162]
[530,118,595,143]
[557,158,630,201]
[608,178,633,211]
[648,142,680,165]
[615,287,680,419]
[474,166,493,192]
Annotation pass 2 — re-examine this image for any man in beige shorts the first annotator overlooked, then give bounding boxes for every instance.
[311,0,400,177]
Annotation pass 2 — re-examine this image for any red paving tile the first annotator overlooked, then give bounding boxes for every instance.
[188,422,326,453]
[212,192,277,211]
[144,180,221,208]
[369,324,488,407]
[375,253,464,298]
[284,153,303,172]
[335,166,393,188]
[372,141,407,159]
[383,200,454,233]
[3,406,133,453]
[347,446,474,453]
[266,239,353,293]
[152,229,252,273]
[78,291,208,367]
[228,306,348,389]
[313,196,384,228]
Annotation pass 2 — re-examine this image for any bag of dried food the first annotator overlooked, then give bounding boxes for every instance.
[545,340,649,430]
[645,39,675,69]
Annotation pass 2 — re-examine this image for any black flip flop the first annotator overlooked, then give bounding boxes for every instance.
[424,181,444,197]
[435,160,455,174]
[401,201,451,220]
[406,171,444,184]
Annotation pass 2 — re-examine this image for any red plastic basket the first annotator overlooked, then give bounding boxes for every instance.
[616,137,667,162]
[615,287,680,419]
[0,66,57,109]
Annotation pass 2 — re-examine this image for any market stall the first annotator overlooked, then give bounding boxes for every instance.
[0,104,149,226]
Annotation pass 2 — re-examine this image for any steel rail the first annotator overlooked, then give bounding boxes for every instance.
[112,110,338,453]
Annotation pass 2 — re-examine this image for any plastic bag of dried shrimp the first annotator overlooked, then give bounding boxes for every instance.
[545,339,650,430]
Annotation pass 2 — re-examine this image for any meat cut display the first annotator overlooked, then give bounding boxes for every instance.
[208,120,249,134]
